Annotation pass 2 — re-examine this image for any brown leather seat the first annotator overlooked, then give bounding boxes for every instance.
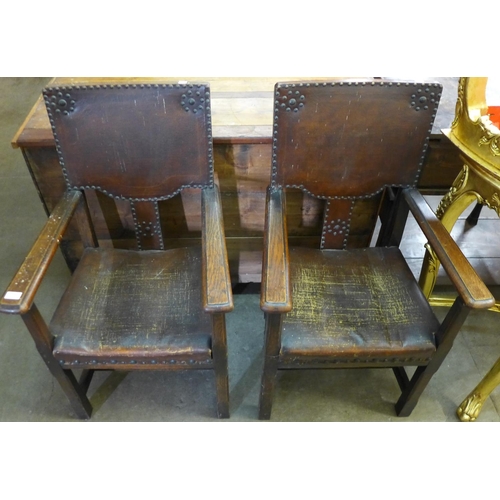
[280,247,438,364]
[51,247,212,365]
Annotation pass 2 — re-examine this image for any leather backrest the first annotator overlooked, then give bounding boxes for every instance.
[272,81,442,198]
[43,83,214,201]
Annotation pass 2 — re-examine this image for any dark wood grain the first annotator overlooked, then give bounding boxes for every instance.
[0,190,82,314]
[74,193,98,248]
[211,313,230,418]
[404,188,494,309]
[22,304,92,419]
[259,313,283,420]
[260,187,291,313]
[202,185,233,313]
[395,297,470,416]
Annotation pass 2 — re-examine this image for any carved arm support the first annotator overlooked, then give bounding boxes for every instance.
[0,190,83,315]
[404,187,494,310]
[261,187,291,313]
[201,185,233,313]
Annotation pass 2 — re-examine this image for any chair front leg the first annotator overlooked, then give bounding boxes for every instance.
[211,312,229,419]
[259,312,283,420]
[395,296,471,417]
[22,304,92,419]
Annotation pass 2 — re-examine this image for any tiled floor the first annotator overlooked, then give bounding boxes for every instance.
[1,77,500,422]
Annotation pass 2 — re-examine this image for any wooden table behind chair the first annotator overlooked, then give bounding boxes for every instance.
[12,77,462,283]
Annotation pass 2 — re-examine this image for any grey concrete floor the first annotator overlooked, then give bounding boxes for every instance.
[1,77,500,422]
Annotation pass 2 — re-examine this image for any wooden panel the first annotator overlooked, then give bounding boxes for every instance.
[23,147,67,213]
[13,76,456,149]
[418,137,463,193]
[13,77,358,148]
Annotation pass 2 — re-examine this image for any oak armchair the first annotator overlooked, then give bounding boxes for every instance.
[259,80,494,419]
[0,82,233,419]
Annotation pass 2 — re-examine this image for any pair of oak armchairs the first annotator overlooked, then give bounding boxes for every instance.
[0,80,494,420]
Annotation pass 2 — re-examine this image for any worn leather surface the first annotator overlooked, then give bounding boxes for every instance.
[51,247,212,363]
[273,81,441,198]
[43,84,212,200]
[280,246,438,362]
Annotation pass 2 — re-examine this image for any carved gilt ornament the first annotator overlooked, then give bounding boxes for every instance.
[435,165,469,219]
[478,116,500,156]
[477,191,500,218]
[451,78,465,129]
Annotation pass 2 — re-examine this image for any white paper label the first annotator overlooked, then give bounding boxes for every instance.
[4,291,22,300]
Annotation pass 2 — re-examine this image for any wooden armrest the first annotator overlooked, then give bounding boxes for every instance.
[404,188,495,310]
[0,190,82,315]
[201,185,233,313]
[261,187,292,313]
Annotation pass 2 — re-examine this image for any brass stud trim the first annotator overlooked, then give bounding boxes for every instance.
[43,83,215,197]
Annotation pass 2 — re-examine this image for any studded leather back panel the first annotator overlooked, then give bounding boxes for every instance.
[43,83,214,201]
[272,81,441,198]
